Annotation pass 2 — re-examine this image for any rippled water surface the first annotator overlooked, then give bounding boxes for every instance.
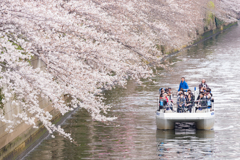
[24,24,240,159]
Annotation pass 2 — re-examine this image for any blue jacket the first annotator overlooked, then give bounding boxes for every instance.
[178,81,189,91]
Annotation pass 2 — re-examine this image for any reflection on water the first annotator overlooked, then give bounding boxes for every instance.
[24,24,240,159]
[157,129,215,159]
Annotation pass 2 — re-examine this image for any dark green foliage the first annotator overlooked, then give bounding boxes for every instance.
[0,88,5,110]
[215,17,225,28]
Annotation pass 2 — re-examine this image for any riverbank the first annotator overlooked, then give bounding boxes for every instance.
[160,21,238,63]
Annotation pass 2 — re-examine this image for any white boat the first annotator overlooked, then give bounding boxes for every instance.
[156,111,215,130]
[156,88,215,130]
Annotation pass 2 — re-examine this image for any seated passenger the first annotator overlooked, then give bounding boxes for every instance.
[184,89,188,96]
[196,91,204,101]
[196,93,207,112]
[163,93,175,112]
[178,88,185,96]
[177,93,186,113]
[206,88,214,103]
[162,93,168,106]
[158,95,164,111]
[203,92,208,98]
[186,93,194,113]
[166,87,172,100]
[199,79,209,92]
[168,99,175,112]
[177,90,183,97]
[196,93,203,112]
[159,88,165,97]
[206,94,212,109]
[158,94,168,111]
[206,88,213,97]
[186,89,193,96]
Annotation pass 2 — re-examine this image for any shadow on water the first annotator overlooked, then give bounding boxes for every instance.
[156,129,215,139]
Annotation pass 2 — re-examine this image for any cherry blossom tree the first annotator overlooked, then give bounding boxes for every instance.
[0,0,159,140]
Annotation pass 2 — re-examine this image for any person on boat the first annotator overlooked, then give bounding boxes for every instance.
[168,99,174,112]
[199,79,209,92]
[186,89,193,96]
[158,95,164,111]
[178,77,189,92]
[186,93,194,113]
[177,91,182,97]
[177,93,186,113]
[162,93,174,112]
[167,87,172,100]
[206,89,214,104]
[162,93,168,106]
[165,88,169,95]
[159,88,165,97]
[196,90,204,100]
[178,88,185,97]
[206,94,212,109]
[206,88,213,97]
[203,92,208,99]
[158,93,167,111]
[196,93,203,112]
[196,93,207,112]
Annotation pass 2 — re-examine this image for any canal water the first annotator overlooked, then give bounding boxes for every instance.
[24,23,240,159]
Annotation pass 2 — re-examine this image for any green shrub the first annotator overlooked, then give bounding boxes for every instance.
[208,1,215,9]
[0,88,5,110]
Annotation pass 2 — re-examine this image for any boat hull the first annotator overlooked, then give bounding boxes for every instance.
[156,111,215,130]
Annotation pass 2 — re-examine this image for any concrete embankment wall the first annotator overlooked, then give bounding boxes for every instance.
[0,57,72,160]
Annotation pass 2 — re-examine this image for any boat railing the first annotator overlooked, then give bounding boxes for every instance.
[157,99,214,113]
[157,97,214,113]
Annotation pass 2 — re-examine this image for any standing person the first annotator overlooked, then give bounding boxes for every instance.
[178,77,189,91]
[199,79,209,92]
